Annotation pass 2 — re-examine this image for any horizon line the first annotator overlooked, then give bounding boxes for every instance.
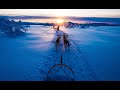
[0,14,120,18]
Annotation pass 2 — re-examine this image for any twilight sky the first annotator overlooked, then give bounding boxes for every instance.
[0,9,120,17]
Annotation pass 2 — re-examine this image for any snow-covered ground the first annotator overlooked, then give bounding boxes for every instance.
[0,25,120,81]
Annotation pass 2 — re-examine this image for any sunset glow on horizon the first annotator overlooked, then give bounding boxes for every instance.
[55,19,65,24]
[0,9,120,18]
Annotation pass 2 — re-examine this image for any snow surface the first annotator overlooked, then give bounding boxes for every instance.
[0,25,120,81]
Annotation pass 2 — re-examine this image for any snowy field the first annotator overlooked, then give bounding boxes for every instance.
[0,25,120,81]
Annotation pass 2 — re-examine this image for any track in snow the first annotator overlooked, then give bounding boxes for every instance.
[39,29,99,81]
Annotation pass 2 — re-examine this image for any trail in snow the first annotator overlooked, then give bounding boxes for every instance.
[40,28,98,81]
[65,37,98,80]
[1,25,120,81]
[0,25,98,81]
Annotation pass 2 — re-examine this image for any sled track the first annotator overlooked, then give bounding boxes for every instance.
[37,29,99,80]
[67,36,98,80]
[42,33,98,80]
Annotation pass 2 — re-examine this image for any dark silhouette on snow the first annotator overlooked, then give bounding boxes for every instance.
[55,25,70,52]
[55,36,61,51]
[63,33,70,49]
[57,26,59,31]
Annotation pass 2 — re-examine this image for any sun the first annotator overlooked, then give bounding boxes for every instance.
[54,19,65,26]
[56,19,64,24]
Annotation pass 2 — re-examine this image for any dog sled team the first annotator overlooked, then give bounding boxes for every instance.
[54,25,70,51]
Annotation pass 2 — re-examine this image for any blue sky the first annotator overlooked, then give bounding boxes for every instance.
[0,9,120,17]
